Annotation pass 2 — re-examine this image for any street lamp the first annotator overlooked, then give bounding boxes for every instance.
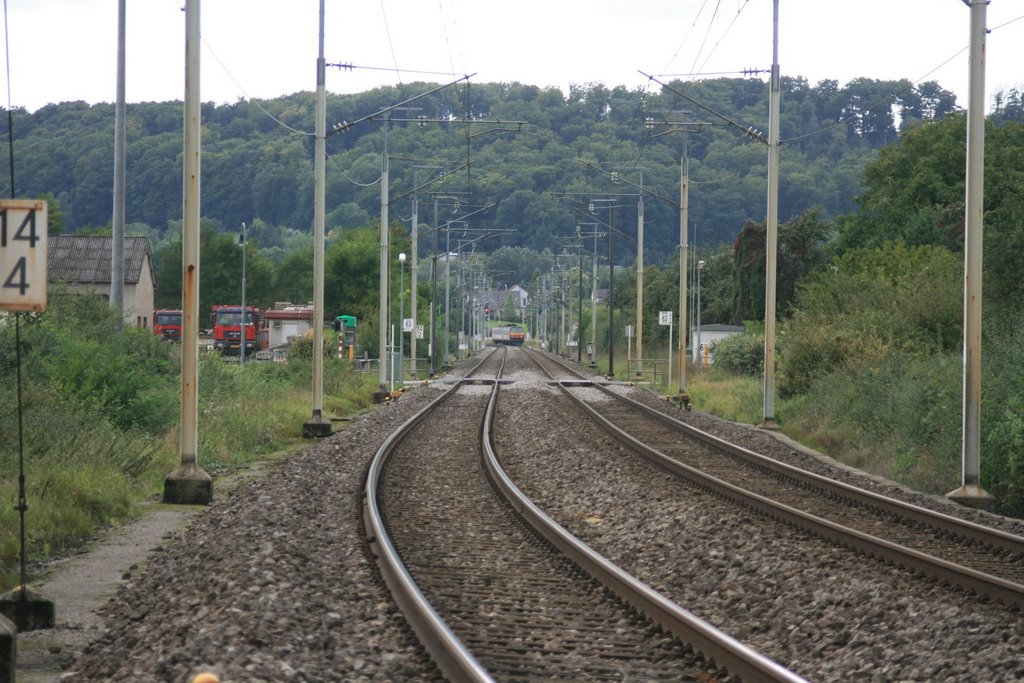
[398,252,406,381]
[696,259,705,368]
[238,222,247,367]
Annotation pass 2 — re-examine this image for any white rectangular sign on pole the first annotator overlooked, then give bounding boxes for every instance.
[660,311,673,385]
[0,199,48,312]
[416,324,424,339]
[402,317,414,333]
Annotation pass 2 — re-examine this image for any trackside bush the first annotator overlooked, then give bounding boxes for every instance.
[710,322,764,375]
[977,313,1024,516]
[286,330,337,361]
[777,243,961,397]
[2,290,378,589]
[784,351,961,493]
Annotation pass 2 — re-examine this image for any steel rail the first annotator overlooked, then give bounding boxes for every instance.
[363,351,499,683]
[603,381,1024,557]
[525,350,1024,610]
[535,348,1024,557]
[494,355,810,682]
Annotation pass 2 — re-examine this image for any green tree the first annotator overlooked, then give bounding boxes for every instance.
[837,114,967,252]
[152,224,276,315]
[836,116,1024,306]
[731,207,832,323]
[777,242,961,397]
[273,247,313,305]
[485,246,550,288]
[3,75,958,261]
[324,225,387,357]
[42,192,66,234]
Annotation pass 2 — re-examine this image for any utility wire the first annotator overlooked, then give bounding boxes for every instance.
[783,13,1024,147]
[378,0,404,94]
[4,0,15,196]
[3,0,30,604]
[628,0,752,175]
[437,0,462,80]
[329,63,466,78]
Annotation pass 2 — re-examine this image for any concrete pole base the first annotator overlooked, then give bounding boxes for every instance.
[946,484,996,513]
[758,418,781,431]
[0,614,13,683]
[0,586,55,632]
[162,464,213,505]
[670,392,691,412]
[302,419,332,439]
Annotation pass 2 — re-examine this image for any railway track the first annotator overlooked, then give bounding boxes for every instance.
[61,345,1024,681]
[524,347,1024,611]
[364,347,807,682]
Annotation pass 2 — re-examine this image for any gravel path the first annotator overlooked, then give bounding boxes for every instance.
[49,379,458,682]
[15,506,203,682]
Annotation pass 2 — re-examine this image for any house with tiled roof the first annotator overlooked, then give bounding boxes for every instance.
[47,235,156,328]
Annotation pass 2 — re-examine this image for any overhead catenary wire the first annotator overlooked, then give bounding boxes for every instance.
[2,0,32,607]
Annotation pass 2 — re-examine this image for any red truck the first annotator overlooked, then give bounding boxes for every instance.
[153,309,183,341]
[211,305,260,356]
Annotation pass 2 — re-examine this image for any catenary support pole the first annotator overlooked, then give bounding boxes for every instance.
[239,223,246,367]
[376,123,390,400]
[304,0,331,435]
[948,0,993,510]
[607,207,615,378]
[635,192,644,376]
[577,245,583,362]
[591,230,598,367]
[444,226,451,367]
[761,0,781,429]
[677,140,689,395]
[111,0,125,328]
[164,0,212,504]
[399,252,406,377]
[430,198,438,375]
[410,193,418,378]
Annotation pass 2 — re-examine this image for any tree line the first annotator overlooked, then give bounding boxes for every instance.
[4,74,977,261]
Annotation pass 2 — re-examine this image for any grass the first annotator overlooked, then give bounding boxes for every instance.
[0,352,377,591]
[685,367,766,426]
[681,364,975,511]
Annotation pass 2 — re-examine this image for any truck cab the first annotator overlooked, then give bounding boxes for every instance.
[211,305,260,355]
[153,309,183,341]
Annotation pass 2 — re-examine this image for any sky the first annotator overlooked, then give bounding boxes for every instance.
[2,1,1022,116]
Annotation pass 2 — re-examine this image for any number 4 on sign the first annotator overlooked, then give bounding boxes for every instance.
[0,199,48,312]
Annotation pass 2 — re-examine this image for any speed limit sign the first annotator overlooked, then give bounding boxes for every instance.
[0,199,48,312]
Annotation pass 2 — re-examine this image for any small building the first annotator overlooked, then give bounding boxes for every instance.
[489,284,529,321]
[690,323,745,365]
[504,284,528,310]
[47,235,156,329]
[263,303,315,348]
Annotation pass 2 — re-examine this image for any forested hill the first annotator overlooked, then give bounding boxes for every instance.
[4,75,965,258]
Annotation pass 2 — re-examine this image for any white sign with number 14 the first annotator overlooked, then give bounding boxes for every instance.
[0,199,48,312]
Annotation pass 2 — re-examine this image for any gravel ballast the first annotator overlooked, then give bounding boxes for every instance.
[49,351,1024,682]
